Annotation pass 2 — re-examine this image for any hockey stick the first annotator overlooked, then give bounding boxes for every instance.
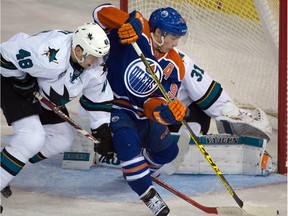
[151,176,244,215]
[131,42,279,216]
[33,92,99,146]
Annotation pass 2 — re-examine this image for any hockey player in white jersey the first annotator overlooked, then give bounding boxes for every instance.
[0,23,114,210]
[169,50,272,141]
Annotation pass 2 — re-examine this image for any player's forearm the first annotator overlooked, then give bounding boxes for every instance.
[93,4,129,30]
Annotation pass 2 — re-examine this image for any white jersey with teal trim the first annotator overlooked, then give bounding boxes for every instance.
[177,50,232,118]
[0,30,113,129]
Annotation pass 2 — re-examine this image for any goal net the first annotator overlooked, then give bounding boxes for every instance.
[125,0,278,125]
[121,0,287,173]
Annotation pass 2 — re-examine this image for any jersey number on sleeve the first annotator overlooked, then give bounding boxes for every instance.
[16,49,33,69]
[191,64,204,82]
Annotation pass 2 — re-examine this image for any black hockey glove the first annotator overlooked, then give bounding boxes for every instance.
[11,74,39,101]
[91,123,114,160]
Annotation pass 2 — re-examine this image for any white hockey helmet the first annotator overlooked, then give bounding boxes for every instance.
[72,23,110,59]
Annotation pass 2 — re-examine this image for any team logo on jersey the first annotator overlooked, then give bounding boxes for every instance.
[124,58,162,97]
[43,47,59,64]
[111,116,119,122]
[42,85,70,106]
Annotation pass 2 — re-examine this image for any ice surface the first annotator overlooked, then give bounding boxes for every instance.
[7,154,287,202]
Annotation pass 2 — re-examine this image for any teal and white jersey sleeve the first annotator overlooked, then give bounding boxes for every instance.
[177,50,233,118]
[78,64,113,129]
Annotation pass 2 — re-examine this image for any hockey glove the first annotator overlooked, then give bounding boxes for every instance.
[11,74,39,101]
[118,10,143,44]
[153,99,187,125]
[91,123,114,160]
[216,106,272,141]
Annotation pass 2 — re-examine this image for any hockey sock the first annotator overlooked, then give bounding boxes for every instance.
[122,155,153,196]
[28,152,47,164]
[1,148,25,190]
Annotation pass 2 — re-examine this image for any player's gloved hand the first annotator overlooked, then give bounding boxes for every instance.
[91,123,114,160]
[153,99,187,125]
[118,10,143,44]
[11,74,39,101]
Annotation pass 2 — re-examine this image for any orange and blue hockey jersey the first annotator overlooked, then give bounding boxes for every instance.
[93,4,185,120]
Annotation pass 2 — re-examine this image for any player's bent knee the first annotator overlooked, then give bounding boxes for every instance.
[10,116,46,159]
[42,122,75,155]
[112,127,142,161]
[50,122,74,146]
[150,142,179,165]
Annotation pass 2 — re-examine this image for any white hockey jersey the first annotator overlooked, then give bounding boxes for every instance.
[176,50,233,118]
[0,30,113,129]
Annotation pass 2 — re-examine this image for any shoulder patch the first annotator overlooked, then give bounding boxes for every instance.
[168,49,185,81]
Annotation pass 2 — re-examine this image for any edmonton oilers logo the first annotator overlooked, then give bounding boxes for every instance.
[124,58,163,97]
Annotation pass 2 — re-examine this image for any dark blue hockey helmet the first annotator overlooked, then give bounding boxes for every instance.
[149,7,187,37]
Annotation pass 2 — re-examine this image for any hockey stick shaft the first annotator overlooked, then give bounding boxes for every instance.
[131,42,244,206]
[33,92,99,145]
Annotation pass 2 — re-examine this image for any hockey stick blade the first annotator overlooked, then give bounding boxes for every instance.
[242,204,279,216]
[152,172,279,216]
[151,176,244,215]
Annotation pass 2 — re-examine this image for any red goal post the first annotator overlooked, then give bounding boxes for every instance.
[277,0,287,174]
[120,0,287,174]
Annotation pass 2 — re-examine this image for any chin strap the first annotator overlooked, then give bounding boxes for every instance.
[72,47,85,64]
[150,32,164,52]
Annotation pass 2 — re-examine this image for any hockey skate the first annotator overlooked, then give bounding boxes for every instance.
[140,186,170,216]
[1,185,12,214]
[1,185,12,198]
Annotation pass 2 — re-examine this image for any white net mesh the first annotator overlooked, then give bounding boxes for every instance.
[128,0,279,128]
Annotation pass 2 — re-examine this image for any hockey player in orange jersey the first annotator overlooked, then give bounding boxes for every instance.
[93,3,188,216]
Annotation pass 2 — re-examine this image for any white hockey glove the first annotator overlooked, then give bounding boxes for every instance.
[215,102,272,142]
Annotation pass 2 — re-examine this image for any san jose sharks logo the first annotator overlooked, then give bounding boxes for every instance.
[42,86,70,106]
[87,32,93,40]
[124,58,163,97]
[43,47,59,64]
